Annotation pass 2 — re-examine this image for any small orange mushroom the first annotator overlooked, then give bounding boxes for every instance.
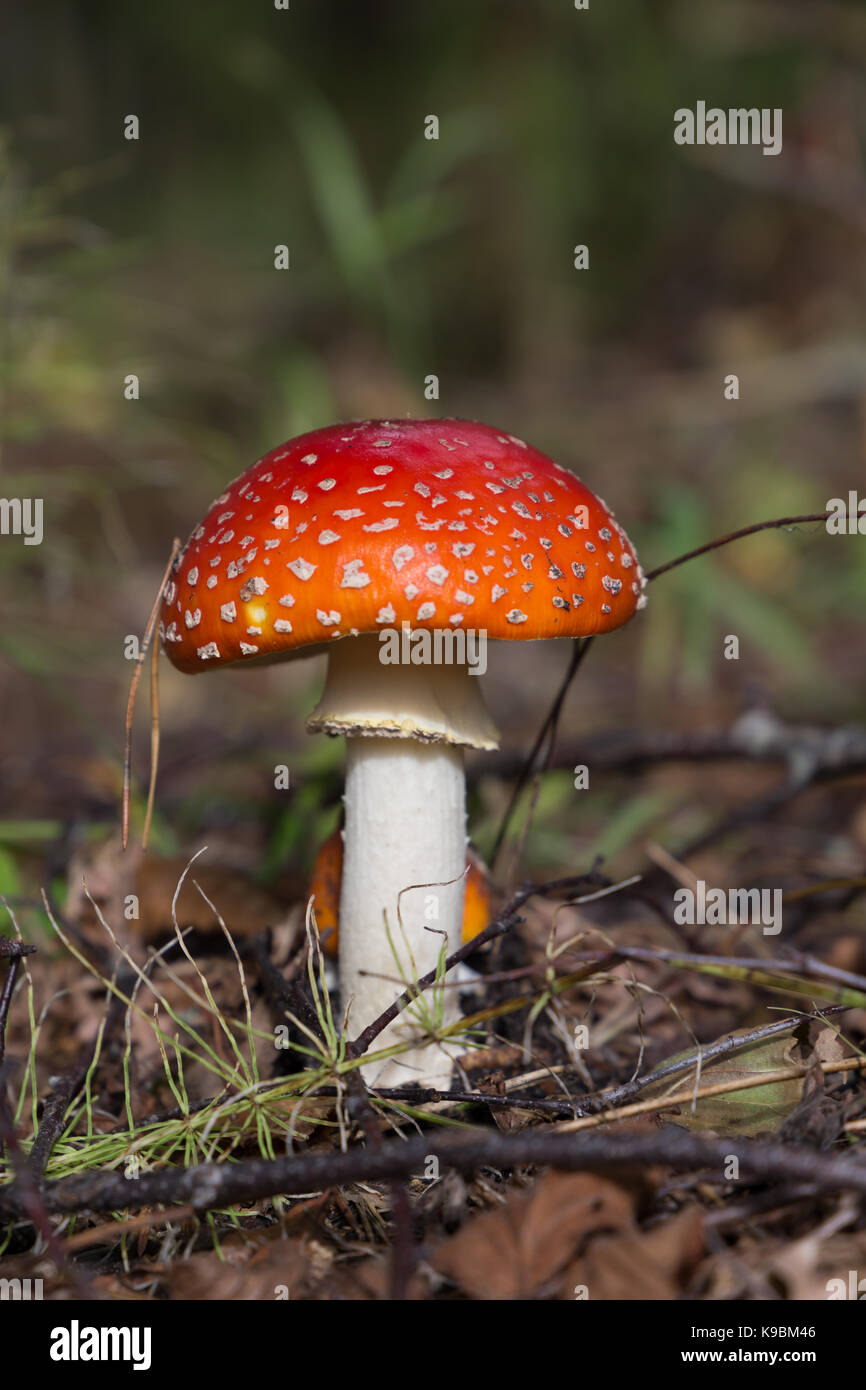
[309,826,492,958]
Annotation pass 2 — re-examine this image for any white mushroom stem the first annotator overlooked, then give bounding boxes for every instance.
[340,737,466,1087]
[307,635,499,1087]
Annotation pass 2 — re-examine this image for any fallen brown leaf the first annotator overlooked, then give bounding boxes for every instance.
[432,1171,634,1300]
[152,1229,312,1301]
[564,1205,705,1300]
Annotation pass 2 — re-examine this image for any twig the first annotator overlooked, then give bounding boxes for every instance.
[490,638,593,869]
[554,1055,866,1134]
[28,975,131,1182]
[27,1053,97,1181]
[0,1065,91,1296]
[644,513,829,583]
[563,944,866,1004]
[59,1204,196,1253]
[142,633,161,848]
[389,1178,413,1300]
[0,937,34,1070]
[660,776,808,867]
[5,1126,866,1219]
[586,1006,849,1111]
[251,936,324,1044]
[379,1087,573,1115]
[702,1184,822,1231]
[122,538,181,851]
[0,937,36,959]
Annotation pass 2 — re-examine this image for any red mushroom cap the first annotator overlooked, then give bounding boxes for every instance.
[160,418,645,673]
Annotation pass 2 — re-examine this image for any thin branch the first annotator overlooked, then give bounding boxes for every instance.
[0,936,34,1069]
[585,1006,848,1111]
[251,936,324,1044]
[122,538,181,851]
[489,638,593,869]
[554,1055,866,1134]
[142,633,161,849]
[644,512,829,583]
[559,943,866,1005]
[28,972,131,1181]
[5,1126,866,1219]
[0,1066,91,1295]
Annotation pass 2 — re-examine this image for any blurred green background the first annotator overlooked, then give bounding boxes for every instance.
[1,0,864,905]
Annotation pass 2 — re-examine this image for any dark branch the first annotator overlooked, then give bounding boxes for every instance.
[644,512,829,582]
[4,1126,866,1219]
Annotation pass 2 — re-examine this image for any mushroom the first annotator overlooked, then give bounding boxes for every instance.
[159,417,645,1086]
